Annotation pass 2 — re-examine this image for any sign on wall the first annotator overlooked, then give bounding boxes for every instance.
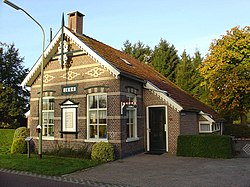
[62,84,78,95]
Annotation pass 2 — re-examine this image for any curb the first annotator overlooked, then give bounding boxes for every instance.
[0,168,135,187]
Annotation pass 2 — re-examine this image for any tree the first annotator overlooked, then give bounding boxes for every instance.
[0,43,29,128]
[122,40,151,63]
[199,26,250,125]
[151,39,180,82]
[175,50,192,92]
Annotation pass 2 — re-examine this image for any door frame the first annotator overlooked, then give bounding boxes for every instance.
[146,105,168,152]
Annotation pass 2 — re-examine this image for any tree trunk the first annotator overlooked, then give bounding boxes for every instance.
[240,112,247,126]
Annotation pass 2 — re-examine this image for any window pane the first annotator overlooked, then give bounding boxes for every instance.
[99,110,107,124]
[48,112,54,124]
[99,95,107,108]
[99,125,107,139]
[49,99,54,110]
[90,125,97,138]
[89,96,97,109]
[200,124,210,131]
[89,111,97,124]
[48,125,54,136]
[43,113,48,124]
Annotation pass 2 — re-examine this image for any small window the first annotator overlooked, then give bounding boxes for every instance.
[121,58,132,66]
[42,97,54,137]
[126,94,138,141]
[199,123,211,133]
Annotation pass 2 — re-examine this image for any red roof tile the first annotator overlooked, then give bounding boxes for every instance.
[76,33,221,120]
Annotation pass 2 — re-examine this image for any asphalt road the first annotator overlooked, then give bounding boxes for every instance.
[0,171,85,187]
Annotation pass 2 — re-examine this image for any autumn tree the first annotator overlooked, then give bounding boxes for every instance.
[0,42,29,128]
[151,39,180,82]
[199,26,250,125]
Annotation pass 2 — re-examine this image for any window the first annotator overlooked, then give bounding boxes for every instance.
[88,94,107,140]
[126,95,138,141]
[199,123,210,133]
[42,97,54,137]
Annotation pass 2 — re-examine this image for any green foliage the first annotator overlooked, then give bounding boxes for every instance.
[122,40,152,63]
[223,123,250,138]
[151,38,180,82]
[177,135,233,159]
[45,145,91,159]
[13,127,30,140]
[0,42,29,128]
[199,26,250,125]
[91,142,115,162]
[11,138,27,154]
[0,129,15,154]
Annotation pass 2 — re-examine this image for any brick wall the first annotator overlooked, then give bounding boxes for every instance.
[144,89,180,154]
[180,111,199,135]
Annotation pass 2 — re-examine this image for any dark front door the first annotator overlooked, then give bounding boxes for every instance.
[149,107,166,153]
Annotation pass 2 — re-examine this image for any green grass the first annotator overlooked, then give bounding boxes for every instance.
[0,129,15,153]
[0,153,100,176]
[0,129,101,176]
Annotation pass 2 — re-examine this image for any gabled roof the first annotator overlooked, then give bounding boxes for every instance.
[22,26,221,120]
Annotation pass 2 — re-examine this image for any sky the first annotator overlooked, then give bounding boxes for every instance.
[1,0,250,69]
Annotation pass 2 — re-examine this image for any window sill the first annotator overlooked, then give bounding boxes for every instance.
[126,137,139,143]
[85,139,108,143]
[42,136,54,140]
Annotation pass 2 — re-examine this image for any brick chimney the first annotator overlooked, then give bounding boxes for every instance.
[67,11,85,34]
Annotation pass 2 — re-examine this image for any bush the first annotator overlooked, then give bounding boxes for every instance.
[91,142,115,162]
[223,123,250,138]
[13,127,30,140]
[11,138,27,154]
[177,135,233,159]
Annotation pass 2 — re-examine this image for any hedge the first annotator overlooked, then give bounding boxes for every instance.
[177,135,233,159]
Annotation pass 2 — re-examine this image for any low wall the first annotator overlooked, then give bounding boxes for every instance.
[233,138,250,158]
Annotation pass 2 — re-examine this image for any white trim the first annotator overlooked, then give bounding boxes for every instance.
[144,82,183,112]
[63,28,120,78]
[62,107,77,132]
[87,93,108,141]
[22,26,120,87]
[126,137,139,143]
[199,111,215,123]
[146,105,168,152]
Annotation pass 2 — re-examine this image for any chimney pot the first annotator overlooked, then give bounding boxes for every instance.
[67,11,85,34]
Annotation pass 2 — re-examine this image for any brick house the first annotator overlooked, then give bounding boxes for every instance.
[22,11,223,158]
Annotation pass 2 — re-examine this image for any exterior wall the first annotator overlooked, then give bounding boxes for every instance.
[119,77,144,157]
[29,41,126,158]
[143,89,180,154]
[180,111,199,135]
[28,41,146,158]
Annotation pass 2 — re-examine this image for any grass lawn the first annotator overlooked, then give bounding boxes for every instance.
[0,153,100,176]
[0,129,101,176]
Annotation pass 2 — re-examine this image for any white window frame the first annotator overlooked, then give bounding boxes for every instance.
[87,93,107,141]
[199,122,212,133]
[61,107,77,132]
[42,96,54,138]
[125,94,138,142]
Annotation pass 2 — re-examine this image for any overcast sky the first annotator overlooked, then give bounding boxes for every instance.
[1,0,250,69]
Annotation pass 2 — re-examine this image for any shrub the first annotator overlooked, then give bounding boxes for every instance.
[11,138,27,154]
[91,142,115,162]
[13,127,30,140]
[223,123,250,138]
[177,135,233,159]
[46,145,91,159]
